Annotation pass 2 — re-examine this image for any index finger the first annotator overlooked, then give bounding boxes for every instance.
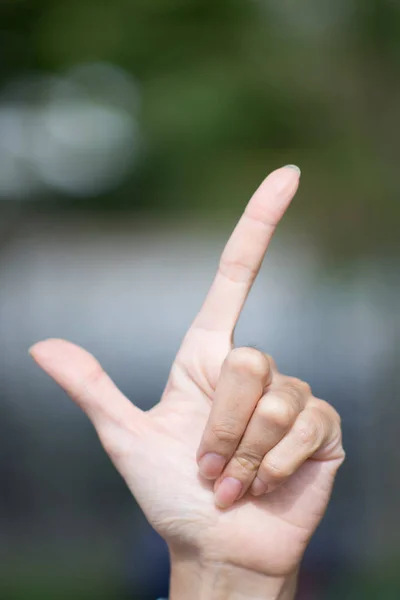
[192,165,301,333]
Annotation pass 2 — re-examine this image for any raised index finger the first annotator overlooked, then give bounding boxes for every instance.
[192,165,301,333]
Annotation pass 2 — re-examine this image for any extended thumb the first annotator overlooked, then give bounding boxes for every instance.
[29,338,144,433]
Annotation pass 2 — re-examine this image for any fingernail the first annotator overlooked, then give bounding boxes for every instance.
[215,477,243,508]
[283,164,301,176]
[198,453,226,480]
[250,477,268,496]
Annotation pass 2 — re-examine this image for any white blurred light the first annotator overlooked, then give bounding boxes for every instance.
[32,99,138,196]
[0,63,141,200]
[66,62,140,112]
[0,107,43,198]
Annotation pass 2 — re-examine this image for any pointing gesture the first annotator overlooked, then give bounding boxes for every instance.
[193,165,301,333]
[30,166,344,599]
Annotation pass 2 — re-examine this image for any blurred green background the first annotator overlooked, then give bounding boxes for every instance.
[0,0,399,598]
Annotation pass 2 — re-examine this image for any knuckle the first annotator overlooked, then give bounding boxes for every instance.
[283,377,312,398]
[295,410,323,446]
[327,402,342,425]
[218,256,258,284]
[211,422,241,445]
[227,347,270,380]
[258,396,297,430]
[264,354,278,371]
[333,434,346,460]
[233,450,261,473]
[309,397,342,425]
[334,408,342,425]
[86,363,106,386]
[261,460,289,481]
[299,380,312,397]
[72,364,106,407]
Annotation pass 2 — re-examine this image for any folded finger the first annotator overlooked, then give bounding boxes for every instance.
[197,347,273,480]
[250,401,340,496]
[29,339,145,449]
[213,378,309,508]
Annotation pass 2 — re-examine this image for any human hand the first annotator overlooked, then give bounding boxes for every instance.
[30,166,344,599]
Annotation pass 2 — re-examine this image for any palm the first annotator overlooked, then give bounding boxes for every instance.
[113,328,338,576]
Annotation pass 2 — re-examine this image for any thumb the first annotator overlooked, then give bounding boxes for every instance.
[29,339,148,457]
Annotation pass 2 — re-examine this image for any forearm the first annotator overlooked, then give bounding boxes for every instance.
[169,552,298,600]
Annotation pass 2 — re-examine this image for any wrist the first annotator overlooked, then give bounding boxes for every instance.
[168,550,298,600]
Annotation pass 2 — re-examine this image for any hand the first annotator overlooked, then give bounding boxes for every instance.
[30,166,344,599]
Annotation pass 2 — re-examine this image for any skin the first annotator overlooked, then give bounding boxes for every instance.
[30,166,345,600]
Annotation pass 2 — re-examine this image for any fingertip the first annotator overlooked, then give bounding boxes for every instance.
[214,477,243,509]
[28,339,95,380]
[29,338,68,359]
[29,339,50,359]
[198,453,226,480]
[283,164,301,177]
[250,476,268,497]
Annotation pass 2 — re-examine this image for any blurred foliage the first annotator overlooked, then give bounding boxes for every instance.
[1,0,400,259]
